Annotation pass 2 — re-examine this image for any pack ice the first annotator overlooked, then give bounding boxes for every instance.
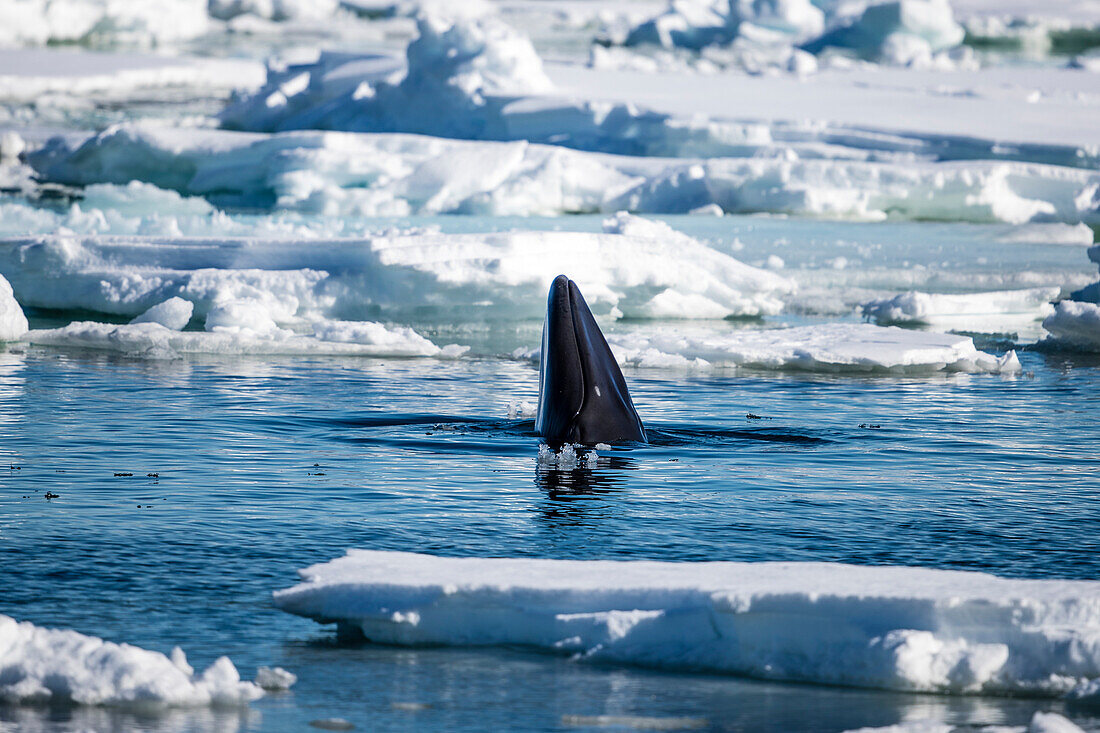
[27,123,1100,223]
[274,551,1100,697]
[0,615,262,706]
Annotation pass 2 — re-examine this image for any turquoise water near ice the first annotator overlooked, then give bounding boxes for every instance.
[0,340,1098,732]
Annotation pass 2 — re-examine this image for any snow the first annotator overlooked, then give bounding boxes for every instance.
[0,218,793,322]
[858,287,1058,326]
[0,272,28,342]
[221,13,552,139]
[130,297,194,330]
[1041,300,1100,350]
[25,318,445,359]
[274,550,1100,696]
[0,614,262,706]
[0,0,212,48]
[26,124,1100,223]
[806,0,966,60]
[0,49,265,103]
[601,323,1020,373]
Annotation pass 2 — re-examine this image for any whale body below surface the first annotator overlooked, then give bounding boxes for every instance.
[535,275,647,445]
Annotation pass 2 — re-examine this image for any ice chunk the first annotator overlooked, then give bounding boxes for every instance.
[0,226,793,321]
[804,0,965,60]
[26,318,444,359]
[859,288,1058,326]
[605,323,1021,374]
[221,13,552,140]
[131,297,194,330]
[1028,712,1086,733]
[0,614,262,706]
[254,666,297,690]
[274,551,1100,696]
[1041,301,1100,351]
[506,401,536,419]
[0,273,29,342]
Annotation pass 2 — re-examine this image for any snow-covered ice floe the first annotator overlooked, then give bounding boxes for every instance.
[0,614,263,706]
[26,123,1100,223]
[599,323,1020,373]
[0,215,793,321]
[1040,301,1100,352]
[842,710,1089,733]
[274,551,1100,696]
[859,287,1058,328]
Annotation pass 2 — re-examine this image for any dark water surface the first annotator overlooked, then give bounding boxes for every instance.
[1,345,1098,732]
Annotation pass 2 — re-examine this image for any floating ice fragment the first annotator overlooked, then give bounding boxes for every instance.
[1028,712,1086,733]
[1041,301,1100,351]
[859,288,1058,326]
[255,666,297,690]
[274,551,1100,696]
[0,614,262,706]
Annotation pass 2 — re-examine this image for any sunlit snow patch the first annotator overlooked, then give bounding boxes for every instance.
[274,551,1100,696]
[0,614,262,706]
[603,323,1020,373]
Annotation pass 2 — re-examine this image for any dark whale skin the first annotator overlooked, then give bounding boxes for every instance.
[535,275,647,445]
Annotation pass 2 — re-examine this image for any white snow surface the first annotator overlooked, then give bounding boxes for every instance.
[27,124,1100,224]
[274,550,1100,696]
[859,287,1058,325]
[1041,301,1100,350]
[221,13,552,140]
[0,217,794,322]
[0,272,29,341]
[0,0,212,48]
[601,323,1020,373]
[130,297,195,330]
[0,49,266,102]
[0,614,262,706]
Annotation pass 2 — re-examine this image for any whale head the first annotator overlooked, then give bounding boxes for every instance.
[535,275,646,445]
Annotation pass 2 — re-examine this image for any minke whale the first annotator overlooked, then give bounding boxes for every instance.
[535,275,647,445]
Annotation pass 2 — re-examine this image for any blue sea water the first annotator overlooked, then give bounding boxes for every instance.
[1,332,1098,731]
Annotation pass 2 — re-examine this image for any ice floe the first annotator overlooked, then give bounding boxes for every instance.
[26,123,1100,223]
[0,217,793,321]
[0,272,28,342]
[0,614,262,706]
[24,318,447,359]
[858,287,1058,326]
[600,323,1020,373]
[1041,301,1100,351]
[842,711,1089,733]
[274,550,1100,696]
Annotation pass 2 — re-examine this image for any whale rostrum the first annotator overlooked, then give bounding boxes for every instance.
[535,275,647,445]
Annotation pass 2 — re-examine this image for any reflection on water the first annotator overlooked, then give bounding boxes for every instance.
[0,705,257,733]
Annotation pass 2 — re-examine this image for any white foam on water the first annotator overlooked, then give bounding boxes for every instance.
[0,615,262,706]
[273,551,1100,697]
